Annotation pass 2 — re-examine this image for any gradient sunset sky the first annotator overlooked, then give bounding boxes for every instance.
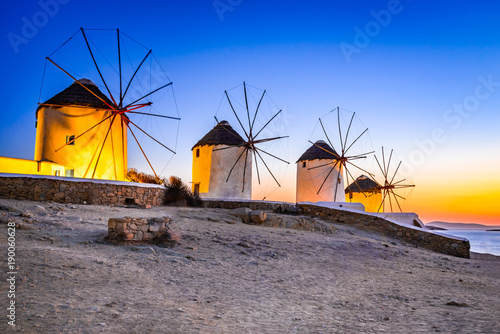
[1,0,499,225]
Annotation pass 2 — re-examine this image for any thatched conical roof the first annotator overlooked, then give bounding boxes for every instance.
[345,175,380,193]
[296,140,339,163]
[192,121,246,150]
[40,79,114,110]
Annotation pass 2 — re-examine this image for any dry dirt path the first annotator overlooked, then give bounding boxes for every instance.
[0,199,499,333]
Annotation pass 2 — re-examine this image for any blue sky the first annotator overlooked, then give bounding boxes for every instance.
[1,0,500,223]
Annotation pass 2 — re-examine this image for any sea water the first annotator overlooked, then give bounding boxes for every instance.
[437,229,500,256]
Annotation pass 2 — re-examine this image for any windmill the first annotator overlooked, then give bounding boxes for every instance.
[200,82,289,199]
[301,107,375,202]
[36,28,180,181]
[373,147,415,213]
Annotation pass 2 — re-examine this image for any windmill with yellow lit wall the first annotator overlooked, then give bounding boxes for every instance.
[192,82,289,200]
[35,78,128,180]
[0,28,180,181]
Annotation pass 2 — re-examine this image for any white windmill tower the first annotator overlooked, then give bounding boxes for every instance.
[297,107,375,205]
[192,120,251,199]
[296,140,344,203]
[192,82,289,200]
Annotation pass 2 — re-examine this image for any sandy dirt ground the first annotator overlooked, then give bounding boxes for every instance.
[0,198,499,334]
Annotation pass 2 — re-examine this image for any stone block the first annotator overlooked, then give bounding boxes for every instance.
[149,223,163,232]
[115,222,127,232]
[249,211,267,224]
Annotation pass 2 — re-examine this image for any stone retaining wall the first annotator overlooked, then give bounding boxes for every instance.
[202,199,297,214]
[298,204,470,258]
[203,199,470,258]
[0,174,165,206]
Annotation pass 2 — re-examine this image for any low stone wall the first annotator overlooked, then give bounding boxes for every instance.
[202,199,470,258]
[0,174,165,206]
[298,204,470,258]
[107,217,179,246]
[202,199,297,213]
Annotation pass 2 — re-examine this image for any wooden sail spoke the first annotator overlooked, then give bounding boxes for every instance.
[255,149,281,187]
[344,128,368,155]
[252,135,289,145]
[126,110,180,120]
[337,107,344,154]
[381,147,387,179]
[347,151,375,159]
[250,89,266,134]
[127,119,175,154]
[374,155,387,180]
[80,28,117,106]
[307,161,336,171]
[386,149,394,179]
[377,189,389,213]
[253,149,261,185]
[391,191,406,200]
[392,185,415,189]
[387,187,394,212]
[241,149,249,192]
[117,29,123,107]
[226,147,247,182]
[243,82,252,136]
[316,163,338,195]
[253,109,282,140]
[123,82,173,109]
[92,115,117,178]
[122,49,152,105]
[212,144,246,152]
[255,147,289,164]
[83,129,107,178]
[344,164,369,199]
[319,118,339,154]
[55,114,113,152]
[345,160,376,178]
[389,161,402,185]
[308,140,340,159]
[343,163,351,202]
[46,57,117,110]
[214,116,249,142]
[343,112,356,153]
[225,90,250,139]
[392,178,406,185]
[391,189,403,212]
[126,122,158,178]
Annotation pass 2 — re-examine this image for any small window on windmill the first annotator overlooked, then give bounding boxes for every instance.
[54,170,60,176]
[194,183,200,195]
[66,135,75,145]
[196,148,200,158]
[65,169,74,177]
[338,177,341,184]
[302,161,306,168]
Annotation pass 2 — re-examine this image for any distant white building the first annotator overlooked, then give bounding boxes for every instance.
[192,121,251,200]
[296,140,345,203]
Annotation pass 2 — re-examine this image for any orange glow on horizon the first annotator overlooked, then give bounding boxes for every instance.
[253,173,500,226]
